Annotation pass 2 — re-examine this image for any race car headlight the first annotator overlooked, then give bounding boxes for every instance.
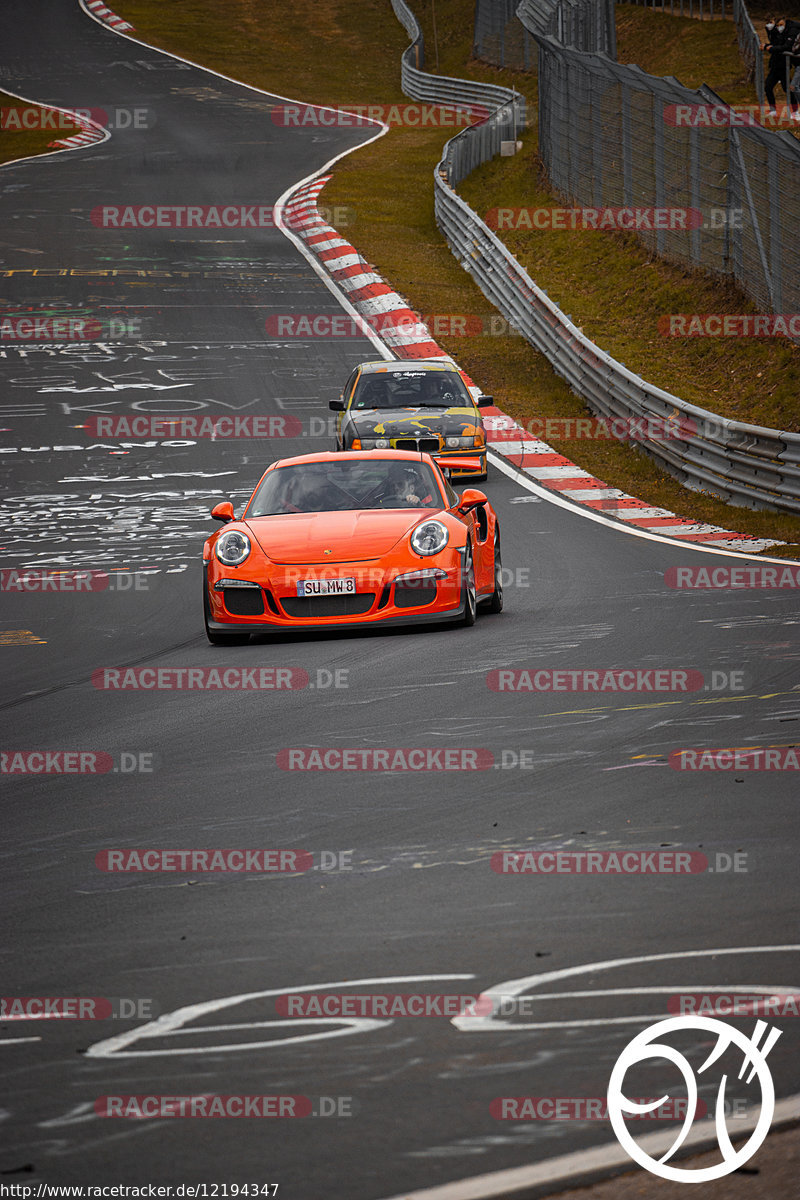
[410,519,449,556]
[357,437,389,450]
[446,435,479,448]
[215,530,251,566]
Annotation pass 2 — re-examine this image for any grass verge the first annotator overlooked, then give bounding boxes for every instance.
[0,92,82,167]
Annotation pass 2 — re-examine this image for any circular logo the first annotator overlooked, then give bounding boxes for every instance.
[607,1015,781,1182]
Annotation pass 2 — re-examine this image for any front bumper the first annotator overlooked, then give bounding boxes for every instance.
[205,604,466,637]
[205,554,466,634]
[345,439,486,476]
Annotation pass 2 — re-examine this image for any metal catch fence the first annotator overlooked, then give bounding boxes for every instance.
[389,0,800,511]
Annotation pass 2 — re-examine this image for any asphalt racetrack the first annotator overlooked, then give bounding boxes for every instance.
[1,3,798,1197]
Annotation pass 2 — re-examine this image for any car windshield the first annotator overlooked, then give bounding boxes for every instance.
[246,460,443,516]
[351,369,472,410]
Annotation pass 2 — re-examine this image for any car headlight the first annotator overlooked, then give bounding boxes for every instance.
[410,519,449,556]
[446,435,474,448]
[357,437,390,450]
[215,529,251,566]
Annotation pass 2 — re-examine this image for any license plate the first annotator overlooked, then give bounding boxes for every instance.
[297,577,356,597]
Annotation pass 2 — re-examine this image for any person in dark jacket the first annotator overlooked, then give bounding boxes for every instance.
[790,27,800,119]
[763,17,800,118]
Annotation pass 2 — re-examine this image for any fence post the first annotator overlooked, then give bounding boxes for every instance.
[689,124,701,265]
[567,49,578,199]
[654,96,666,256]
[723,116,734,272]
[768,143,783,311]
[731,127,776,310]
[622,82,633,204]
[592,68,604,207]
[538,39,547,176]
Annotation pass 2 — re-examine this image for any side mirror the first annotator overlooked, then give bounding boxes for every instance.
[210,501,235,523]
[329,398,345,411]
[477,395,494,407]
[457,488,488,514]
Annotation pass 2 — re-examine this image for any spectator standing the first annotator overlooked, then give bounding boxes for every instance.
[790,26,800,120]
[763,16,800,119]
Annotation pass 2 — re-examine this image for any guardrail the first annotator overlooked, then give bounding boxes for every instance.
[394,1,524,116]
[390,0,800,512]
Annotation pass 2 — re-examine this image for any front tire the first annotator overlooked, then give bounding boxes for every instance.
[485,527,503,613]
[462,541,477,626]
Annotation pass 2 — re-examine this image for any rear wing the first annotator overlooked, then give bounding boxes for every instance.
[435,457,484,474]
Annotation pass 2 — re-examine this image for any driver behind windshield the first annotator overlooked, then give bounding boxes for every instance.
[431,377,458,405]
[248,460,439,516]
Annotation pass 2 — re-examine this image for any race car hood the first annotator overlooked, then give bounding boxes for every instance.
[244,509,438,564]
[350,407,480,438]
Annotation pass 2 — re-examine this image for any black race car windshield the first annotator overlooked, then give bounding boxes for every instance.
[351,369,473,410]
[247,460,443,516]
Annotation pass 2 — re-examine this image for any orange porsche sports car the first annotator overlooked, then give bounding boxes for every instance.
[202,450,502,643]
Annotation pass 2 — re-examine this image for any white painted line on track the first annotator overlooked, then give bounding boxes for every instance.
[452,946,800,1031]
[375,948,800,1200]
[0,86,109,173]
[274,175,393,360]
[84,973,475,1058]
[489,450,798,565]
[376,1093,800,1200]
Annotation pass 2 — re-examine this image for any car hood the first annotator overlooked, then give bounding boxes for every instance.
[244,509,438,564]
[350,407,480,437]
